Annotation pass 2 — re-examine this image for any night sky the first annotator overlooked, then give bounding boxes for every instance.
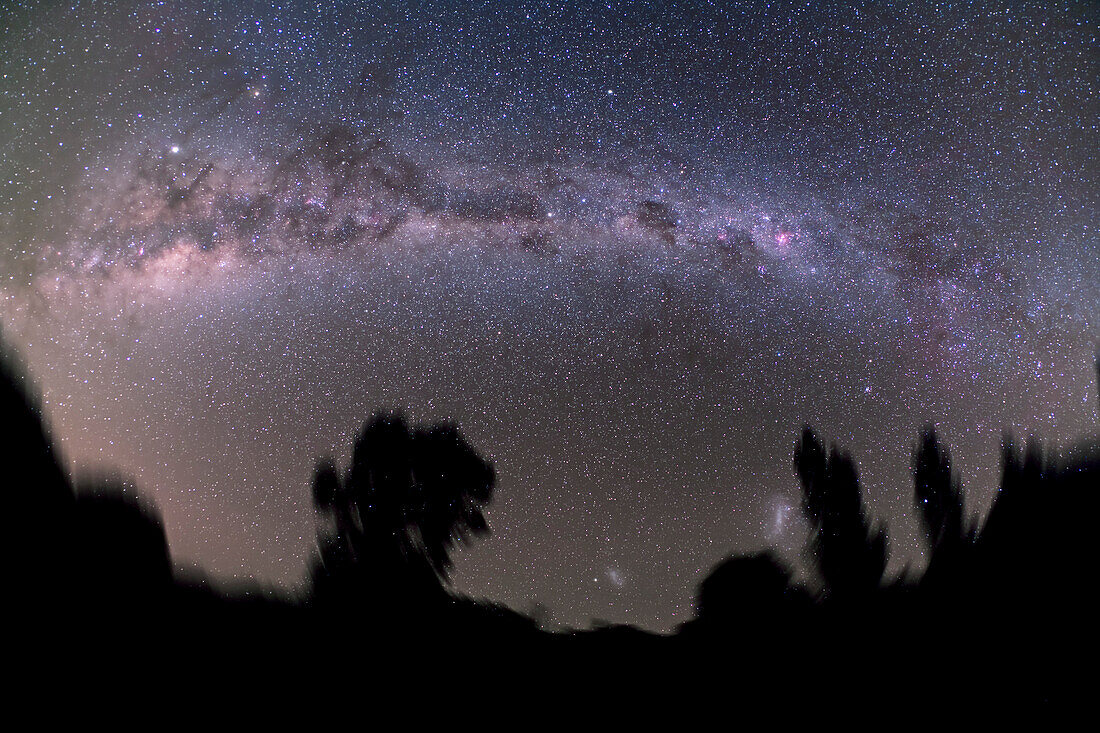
[1,1,1096,631]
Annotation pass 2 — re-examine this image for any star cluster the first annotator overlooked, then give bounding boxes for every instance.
[1,1,1096,630]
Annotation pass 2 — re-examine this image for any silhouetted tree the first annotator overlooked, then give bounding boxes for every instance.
[409,422,494,578]
[311,457,352,569]
[912,426,965,554]
[695,552,798,623]
[312,412,494,603]
[976,434,1047,595]
[794,427,886,598]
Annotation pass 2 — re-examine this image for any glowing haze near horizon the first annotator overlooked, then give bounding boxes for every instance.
[1,1,1096,631]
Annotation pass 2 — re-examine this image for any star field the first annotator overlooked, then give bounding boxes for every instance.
[1,1,1097,630]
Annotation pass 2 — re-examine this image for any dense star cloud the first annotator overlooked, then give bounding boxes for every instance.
[1,1,1096,630]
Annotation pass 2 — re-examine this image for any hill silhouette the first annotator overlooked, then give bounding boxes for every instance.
[1,332,1093,712]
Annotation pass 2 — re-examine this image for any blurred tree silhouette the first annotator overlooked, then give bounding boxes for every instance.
[912,426,965,552]
[695,552,799,623]
[312,412,495,601]
[976,434,1047,594]
[794,427,886,597]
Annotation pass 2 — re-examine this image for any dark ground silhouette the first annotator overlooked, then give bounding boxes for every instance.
[2,333,1094,713]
